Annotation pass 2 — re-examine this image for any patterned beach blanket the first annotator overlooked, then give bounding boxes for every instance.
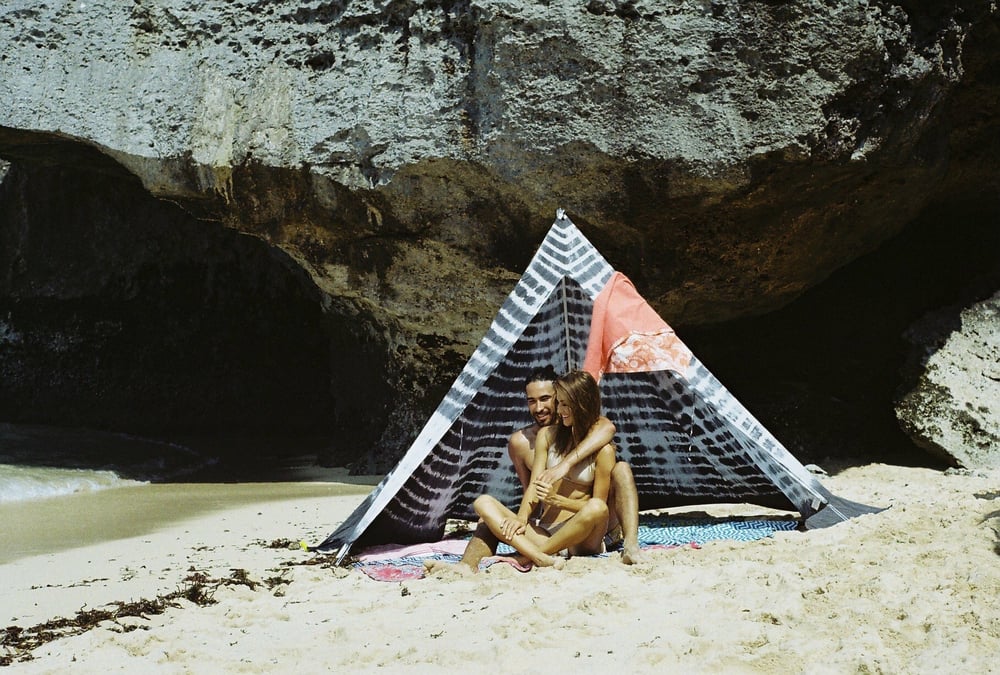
[636,515,799,546]
[350,516,799,582]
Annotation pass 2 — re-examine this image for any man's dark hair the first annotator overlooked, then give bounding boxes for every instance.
[524,365,558,388]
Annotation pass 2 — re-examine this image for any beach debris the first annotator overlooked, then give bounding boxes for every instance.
[249,537,307,550]
[0,568,263,666]
[1,597,173,666]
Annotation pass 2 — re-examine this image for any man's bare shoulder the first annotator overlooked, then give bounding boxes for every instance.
[509,424,539,450]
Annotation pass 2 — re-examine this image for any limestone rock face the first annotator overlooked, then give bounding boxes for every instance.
[0,1,998,469]
[0,1,978,316]
[896,292,1000,468]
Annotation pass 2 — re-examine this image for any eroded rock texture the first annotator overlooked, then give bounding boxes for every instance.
[896,292,1000,468]
[0,1,998,469]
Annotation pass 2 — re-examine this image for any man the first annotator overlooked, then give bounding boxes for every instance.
[430,366,645,574]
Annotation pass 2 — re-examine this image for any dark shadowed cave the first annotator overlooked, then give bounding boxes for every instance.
[1,148,997,475]
[683,193,1000,469]
[0,152,345,458]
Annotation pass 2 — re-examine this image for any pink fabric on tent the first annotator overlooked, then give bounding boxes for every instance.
[582,271,693,380]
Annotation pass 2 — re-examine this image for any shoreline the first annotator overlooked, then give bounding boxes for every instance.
[2,478,378,631]
[0,476,379,566]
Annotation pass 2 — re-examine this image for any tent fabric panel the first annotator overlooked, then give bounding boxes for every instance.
[804,490,886,529]
[316,409,456,558]
[321,267,597,557]
[599,371,791,510]
[583,271,693,378]
[681,358,827,515]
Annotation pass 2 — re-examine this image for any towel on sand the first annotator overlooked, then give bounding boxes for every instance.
[350,517,798,581]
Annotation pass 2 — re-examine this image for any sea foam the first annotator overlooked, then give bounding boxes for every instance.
[0,464,146,504]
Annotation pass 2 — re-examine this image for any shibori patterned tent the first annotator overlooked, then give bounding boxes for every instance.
[318,210,881,563]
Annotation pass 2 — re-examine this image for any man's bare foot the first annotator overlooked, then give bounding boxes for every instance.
[423,559,475,576]
[621,543,648,565]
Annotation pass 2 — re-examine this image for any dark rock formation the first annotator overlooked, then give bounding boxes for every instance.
[686,198,1000,467]
[0,153,336,436]
[0,1,998,471]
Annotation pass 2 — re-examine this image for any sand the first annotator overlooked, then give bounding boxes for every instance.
[2,462,999,673]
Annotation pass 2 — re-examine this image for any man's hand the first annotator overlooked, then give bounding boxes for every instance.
[499,517,526,540]
[533,479,569,508]
[536,463,570,486]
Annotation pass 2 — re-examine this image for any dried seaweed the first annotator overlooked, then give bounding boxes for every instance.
[280,552,341,569]
[1,568,259,667]
[251,537,301,550]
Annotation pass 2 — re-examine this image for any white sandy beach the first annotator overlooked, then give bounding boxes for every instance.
[3,462,999,673]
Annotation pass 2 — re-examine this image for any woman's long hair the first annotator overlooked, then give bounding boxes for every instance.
[550,370,602,458]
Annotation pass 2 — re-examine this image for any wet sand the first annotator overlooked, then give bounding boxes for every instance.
[0,477,376,565]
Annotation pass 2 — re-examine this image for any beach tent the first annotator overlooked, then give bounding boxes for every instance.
[318,211,881,562]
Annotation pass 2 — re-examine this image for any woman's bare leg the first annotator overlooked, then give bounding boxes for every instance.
[541,498,609,556]
[473,495,561,567]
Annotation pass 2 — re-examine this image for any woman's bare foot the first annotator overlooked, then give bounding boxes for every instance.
[529,551,565,569]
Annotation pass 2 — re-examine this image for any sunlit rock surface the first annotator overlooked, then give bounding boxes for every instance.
[896,292,1000,468]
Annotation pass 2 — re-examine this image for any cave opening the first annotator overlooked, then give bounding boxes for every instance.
[0,150,388,480]
[681,190,1000,469]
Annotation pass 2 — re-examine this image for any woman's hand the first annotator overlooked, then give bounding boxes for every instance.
[533,478,553,502]
[540,491,569,508]
[534,478,571,507]
[499,517,526,540]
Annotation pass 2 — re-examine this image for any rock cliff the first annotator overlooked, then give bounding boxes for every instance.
[1,1,997,469]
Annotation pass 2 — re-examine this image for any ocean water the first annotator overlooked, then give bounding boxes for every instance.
[0,464,143,503]
[0,423,213,505]
[0,424,374,564]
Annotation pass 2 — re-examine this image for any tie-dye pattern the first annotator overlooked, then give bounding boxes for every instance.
[318,212,881,563]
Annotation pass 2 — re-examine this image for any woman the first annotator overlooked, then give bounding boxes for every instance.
[473,370,616,567]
